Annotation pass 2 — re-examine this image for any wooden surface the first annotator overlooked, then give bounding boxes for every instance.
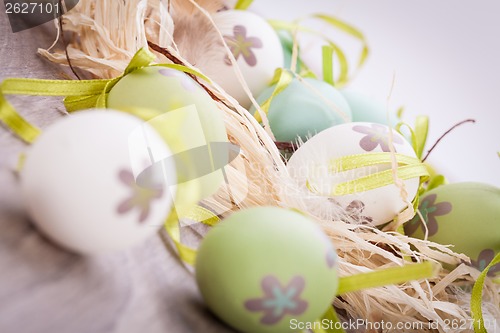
[0,12,234,333]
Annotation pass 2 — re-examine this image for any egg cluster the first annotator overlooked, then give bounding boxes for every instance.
[4,5,498,333]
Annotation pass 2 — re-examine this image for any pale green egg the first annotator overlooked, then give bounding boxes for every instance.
[195,207,339,333]
[107,66,229,200]
[405,182,500,276]
[251,77,352,142]
[341,90,396,125]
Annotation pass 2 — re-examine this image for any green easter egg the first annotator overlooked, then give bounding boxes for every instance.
[341,90,396,125]
[196,207,339,333]
[251,78,352,142]
[108,66,228,199]
[278,31,301,71]
[405,182,500,276]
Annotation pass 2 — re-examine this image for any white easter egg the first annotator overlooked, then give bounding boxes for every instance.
[206,10,284,108]
[287,122,420,226]
[21,110,176,255]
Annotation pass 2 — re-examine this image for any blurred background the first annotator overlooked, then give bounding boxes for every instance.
[249,0,500,186]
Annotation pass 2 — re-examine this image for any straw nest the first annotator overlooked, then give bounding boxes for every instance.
[39,0,499,331]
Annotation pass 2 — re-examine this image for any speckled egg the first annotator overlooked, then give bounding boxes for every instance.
[21,110,176,255]
[341,90,397,125]
[107,66,228,200]
[206,10,284,108]
[404,182,500,276]
[195,207,339,333]
[251,77,352,142]
[287,122,421,226]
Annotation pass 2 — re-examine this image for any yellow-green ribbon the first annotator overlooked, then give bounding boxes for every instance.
[0,89,41,143]
[254,68,294,123]
[322,45,335,86]
[0,49,217,265]
[471,252,500,333]
[269,13,368,87]
[313,262,435,333]
[115,106,222,266]
[336,262,435,295]
[306,152,429,196]
[395,116,429,160]
[396,116,449,194]
[0,48,154,143]
[0,48,211,143]
[164,205,221,266]
[234,0,253,10]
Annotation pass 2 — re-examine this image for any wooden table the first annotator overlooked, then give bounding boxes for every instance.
[0,12,234,333]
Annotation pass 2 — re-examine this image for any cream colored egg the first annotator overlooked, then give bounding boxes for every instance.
[206,10,284,108]
[21,110,176,255]
[287,122,420,226]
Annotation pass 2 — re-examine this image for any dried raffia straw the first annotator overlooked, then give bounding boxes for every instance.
[39,0,500,330]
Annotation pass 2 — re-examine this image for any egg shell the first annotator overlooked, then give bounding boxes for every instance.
[341,90,397,125]
[251,77,352,142]
[107,66,228,200]
[206,10,284,108]
[404,182,500,275]
[195,207,339,333]
[287,122,420,225]
[21,110,176,255]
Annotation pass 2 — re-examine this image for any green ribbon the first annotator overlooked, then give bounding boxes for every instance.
[306,152,429,197]
[269,13,368,87]
[0,48,211,142]
[396,116,448,193]
[0,89,41,143]
[322,45,335,86]
[471,252,500,333]
[0,48,217,265]
[395,116,429,160]
[254,68,294,123]
[313,262,435,333]
[234,0,253,10]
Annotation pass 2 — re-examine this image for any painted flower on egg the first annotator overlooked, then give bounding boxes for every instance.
[224,25,263,67]
[470,249,500,276]
[244,275,308,325]
[116,169,164,223]
[352,123,403,152]
[346,200,373,225]
[404,194,452,237]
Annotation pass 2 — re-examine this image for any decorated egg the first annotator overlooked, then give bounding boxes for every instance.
[287,122,421,226]
[195,207,339,333]
[404,182,500,276]
[341,90,397,125]
[251,77,352,143]
[21,110,176,255]
[107,66,228,200]
[206,10,284,108]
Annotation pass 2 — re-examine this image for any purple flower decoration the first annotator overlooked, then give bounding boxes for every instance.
[116,169,164,223]
[159,68,198,92]
[404,194,452,237]
[345,200,374,225]
[245,275,308,325]
[470,249,500,276]
[224,25,263,67]
[352,123,403,152]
